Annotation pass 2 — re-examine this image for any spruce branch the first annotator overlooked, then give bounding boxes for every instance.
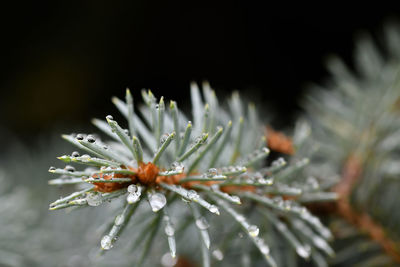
[48,82,336,266]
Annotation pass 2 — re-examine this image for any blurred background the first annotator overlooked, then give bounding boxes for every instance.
[1,2,400,143]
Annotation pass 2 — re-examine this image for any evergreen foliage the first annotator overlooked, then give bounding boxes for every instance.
[304,25,400,266]
[48,82,336,266]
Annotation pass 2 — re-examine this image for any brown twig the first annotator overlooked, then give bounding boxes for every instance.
[265,126,295,155]
[334,155,400,263]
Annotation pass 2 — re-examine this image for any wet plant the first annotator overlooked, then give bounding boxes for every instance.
[48,82,336,266]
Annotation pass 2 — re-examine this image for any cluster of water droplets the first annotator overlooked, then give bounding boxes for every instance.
[270,196,293,211]
[220,165,246,175]
[210,184,241,204]
[126,184,142,204]
[162,214,177,258]
[274,183,303,195]
[255,172,274,185]
[182,189,219,214]
[244,172,274,185]
[178,186,220,214]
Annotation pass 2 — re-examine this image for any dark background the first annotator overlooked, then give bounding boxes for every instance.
[1,2,399,145]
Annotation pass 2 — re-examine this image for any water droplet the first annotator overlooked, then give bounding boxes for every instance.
[160,133,169,144]
[86,192,103,206]
[149,193,167,212]
[161,252,178,267]
[206,168,218,177]
[187,190,199,200]
[255,237,269,254]
[231,195,241,204]
[257,178,267,184]
[86,135,96,143]
[273,196,283,205]
[171,161,184,172]
[72,151,80,157]
[210,184,219,191]
[114,214,124,226]
[155,104,160,110]
[127,184,138,193]
[272,157,286,167]
[238,232,244,238]
[296,245,311,259]
[124,129,129,135]
[262,147,270,154]
[106,115,114,121]
[209,205,219,215]
[49,166,56,171]
[260,244,270,255]
[307,176,319,190]
[195,134,207,144]
[76,134,84,140]
[283,200,292,210]
[248,225,259,237]
[212,249,224,261]
[247,177,255,184]
[313,236,326,248]
[71,198,87,205]
[164,224,175,236]
[81,154,90,160]
[65,165,75,172]
[127,192,140,204]
[100,235,113,250]
[265,178,274,185]
[195,217,209,230]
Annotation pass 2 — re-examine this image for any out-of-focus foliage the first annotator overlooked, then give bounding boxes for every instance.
[304,25,400,266]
